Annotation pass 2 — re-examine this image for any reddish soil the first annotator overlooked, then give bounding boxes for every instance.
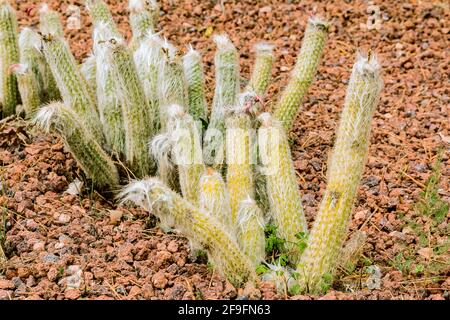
[0,0,448,300]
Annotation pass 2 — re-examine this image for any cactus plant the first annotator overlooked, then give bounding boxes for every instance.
[39,3,64,37]
[226,109,255,224]
[203,34,239,167]
[257,112,308,263]
[296,53,382,293]
[86,0,120,35]
[128,0,159,48]
[80,53,97,93]
[199,167,233,233]
[119,178,256,287]
[10,64,40,117]
[41,32,105,144]
[104,38,155,176]
[246,42,275,98]
[0,0,20,118]
[273,17,329,131]
[182,46,208,124]
[236,198,266,268]
[34,102,119,189]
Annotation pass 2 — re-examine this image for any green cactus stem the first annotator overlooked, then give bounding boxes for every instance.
[80,53,97,93]
[168,104,205,204]
[119,177,256,287]
[128,0,159,48]
[257,112,308,263]
[34,102,119,189]
[86,0,120,35]
[93,24,125,156]
[273,17,329,131]
[226,110,254,224]
[182,46,208,124]
[134,32,164,131]
[39,4,64,37]
[246,42,274,98]
[199,167,233,233]
[236,198,266,268]
[203,34,239,167]
[41,32,105,144]
[105,38,155,177]
[296,53,383,293]
[0,1,20,117]
[10,64,40,117]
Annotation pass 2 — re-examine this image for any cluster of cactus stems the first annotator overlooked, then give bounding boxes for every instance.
[1,0,383,293]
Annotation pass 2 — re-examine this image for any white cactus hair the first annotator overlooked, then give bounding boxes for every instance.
[39,3,50,14]
[308,15,330,29]
[10,63,29,76]
[128,0,158,12]
[253,42,275,55]
[19,27,42,52]
[237,197,265,229]
[213,33,235,51]
[182,44,201,77]
[33,102,59,132]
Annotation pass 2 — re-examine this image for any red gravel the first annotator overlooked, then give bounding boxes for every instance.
[0,0,448,300]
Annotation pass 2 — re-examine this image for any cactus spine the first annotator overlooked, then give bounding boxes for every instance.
[236,198,266,268]
[39,4,64,37]
[119,178,256,287]
[11,64,40,117]
[199,167,233,233]
[258,113,308,263]
[80,53,97,93]
[0,1,19,117]
[168,105,205,204]
[106,39,155,176]
[34,102,119,189]
[41,33,105,144]
[246,42,274,98]
[203,34,239,167]
[226,110,254,224]
[93,24,125,156]
[273,17,328,131]
[296,53,382,293]
[183,46,208,123]
[86,0,120,35]
[128,0,159,47]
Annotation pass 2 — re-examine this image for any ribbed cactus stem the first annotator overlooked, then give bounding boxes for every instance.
[257,112,307,263]
[0,1,20,117]
[199,167,233,233]
[39,4,64,37]
[93,24,125,156]
[226,110,254,224]
[273,17,329,131]
[236,197,266,268]
[134,33,164,130]
[203,34,239,167]
[118,178,256,287]
[105,39,155,176]
[34,102,119,189]
[86,0,120,35]
[128,0,159,46]
[296,53,382,293]
[11,64,40,117]
[80,53,97,93]
[41,33,105,144]
[150,132,177,188]
[246,42,274,97]
[182,46,208,123]
[168,105,205,204]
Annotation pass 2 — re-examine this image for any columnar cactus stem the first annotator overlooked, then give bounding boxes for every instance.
[119,178,256,287]
[199,167,233,233]
[18,28,44,98]
[150,132,177,188]
[296,53,382,293]
[203,34,239,167]
[257,113,308,263]
[246,42,274,98]
[80,53,97,93]
[226,110,254,224]
[105,39,155,176]
[182,46,208,123]
[86,0,120,34]
[93,24,125,156]
[34,102,119,189]
[39,4,64,37]
[41,33,105,144]
[11,64,40,117]
[168,105,205,204]
[273,17,329,131]
[128,0,159,48]
[134,33,164,130]
[0,1,20,117]
[236,198,266,268]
